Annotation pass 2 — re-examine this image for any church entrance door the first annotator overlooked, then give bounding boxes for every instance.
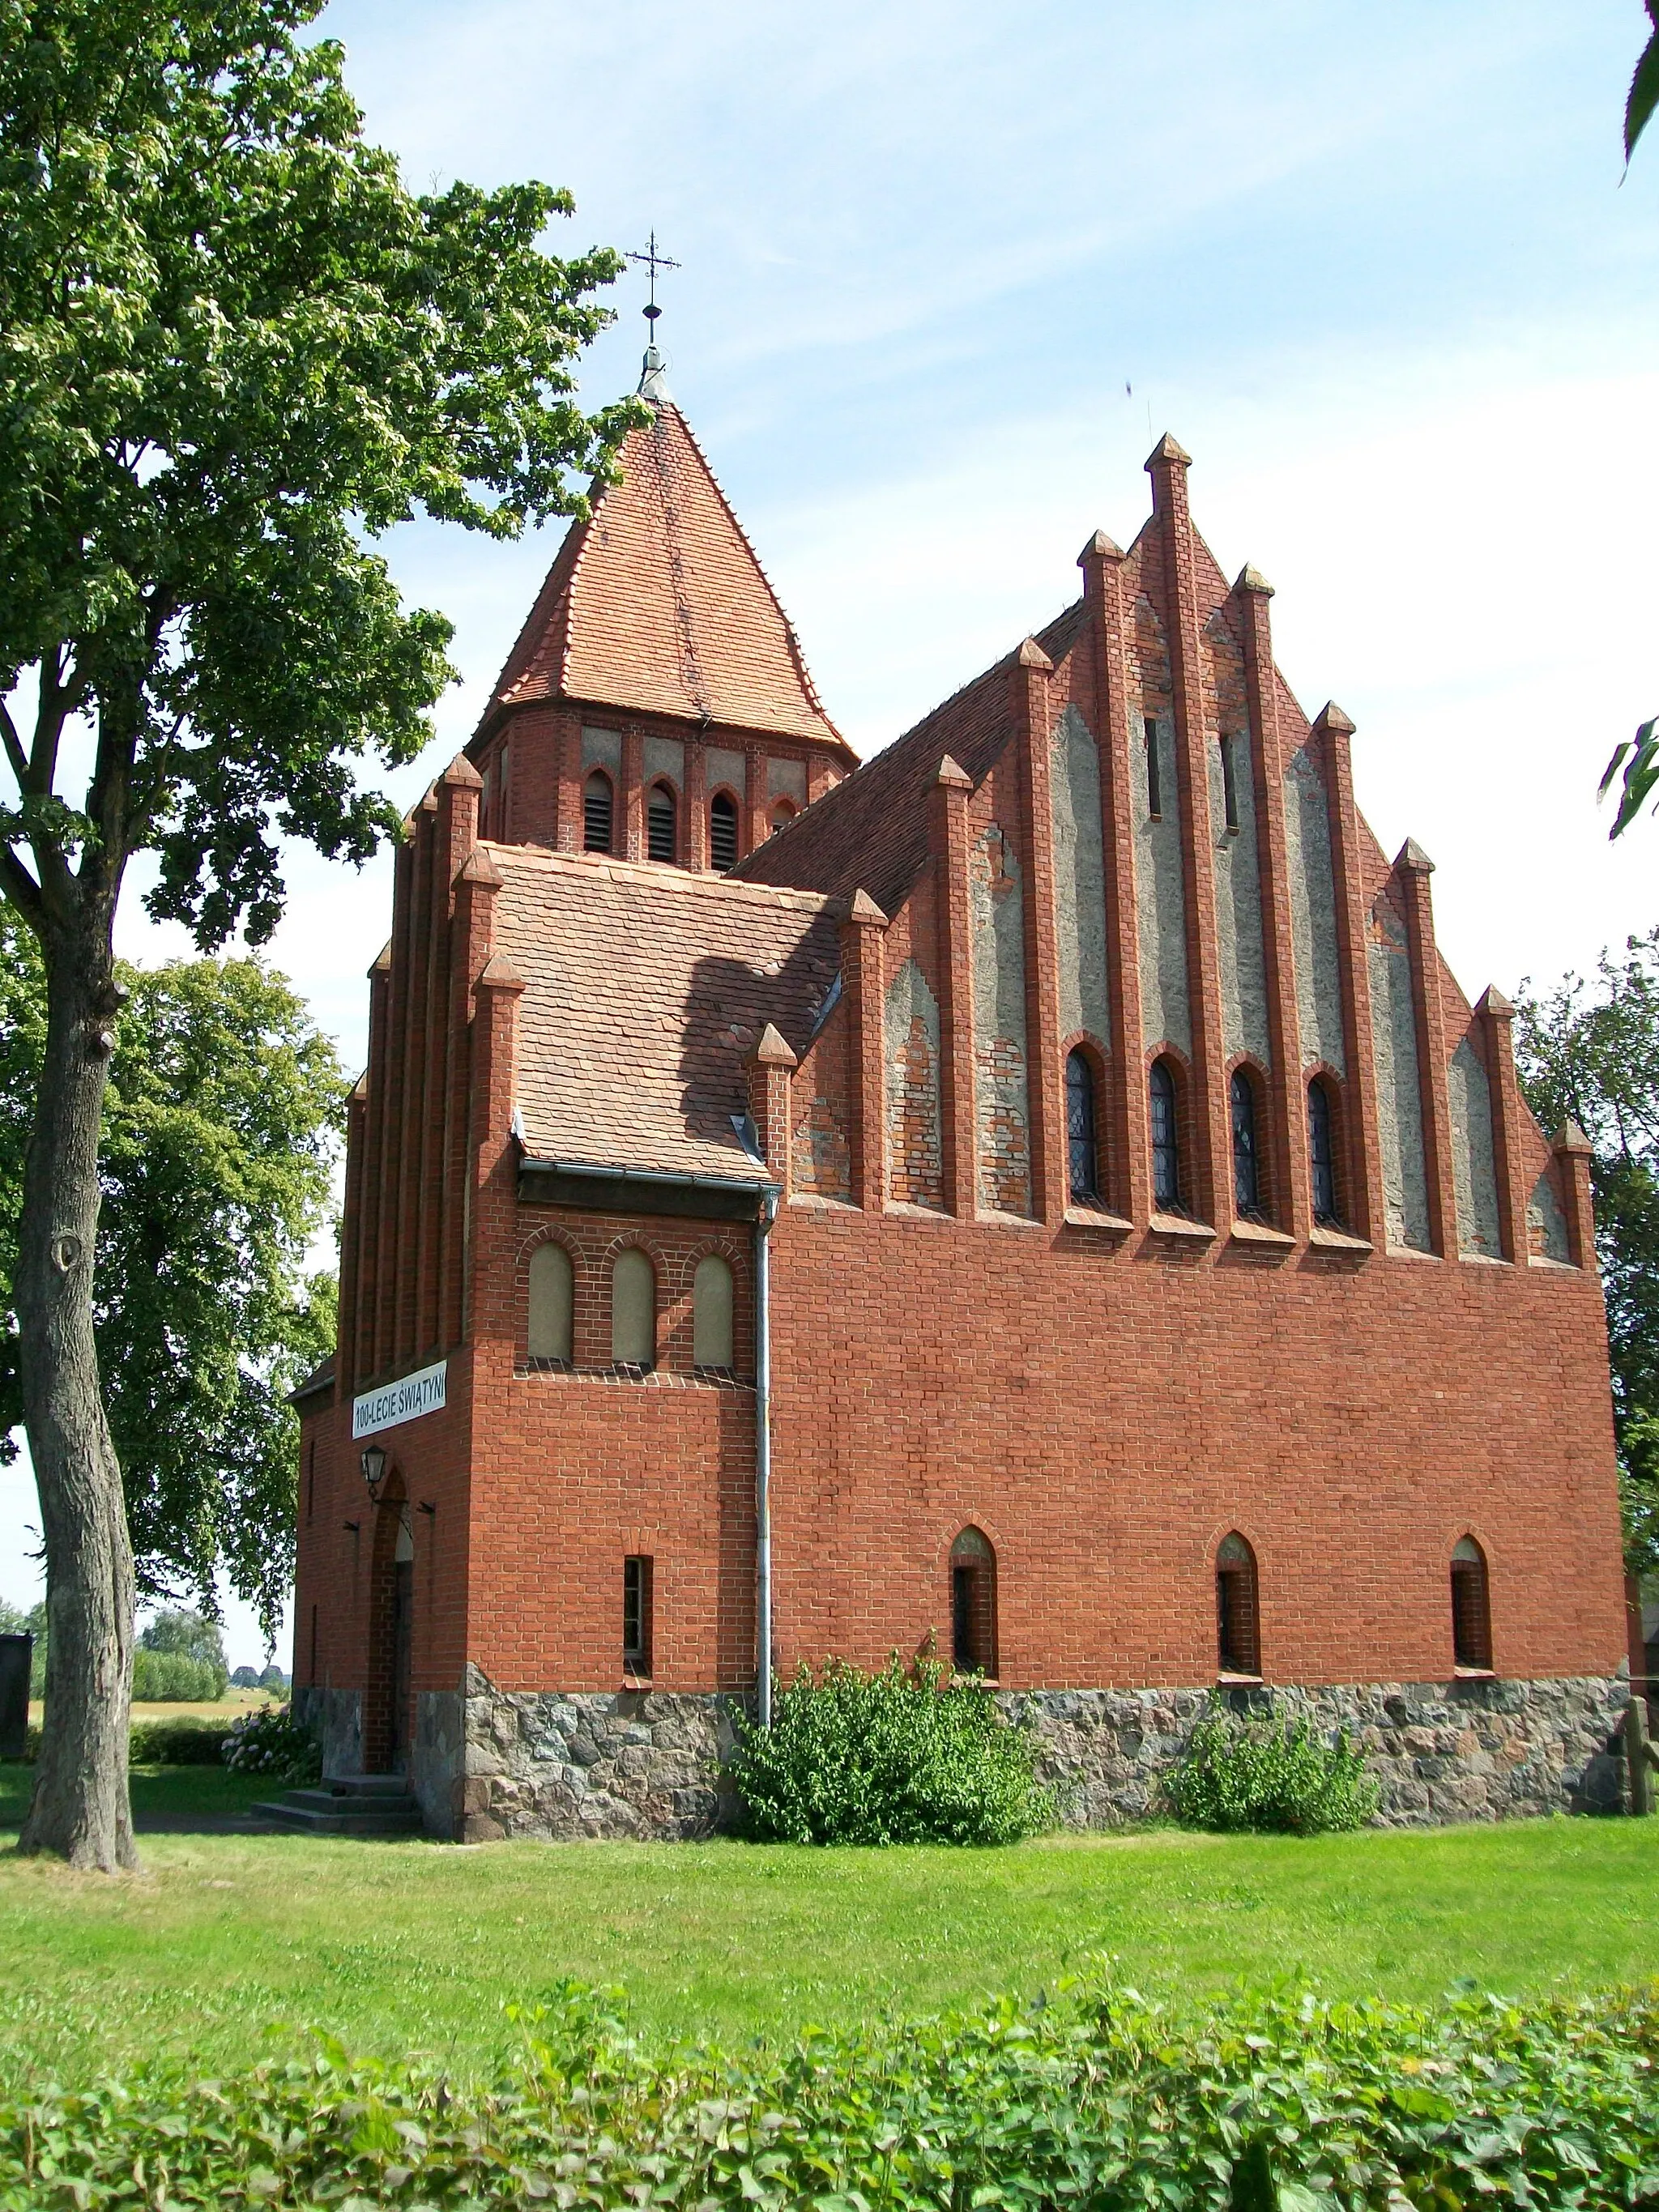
[389,1557,413,1774]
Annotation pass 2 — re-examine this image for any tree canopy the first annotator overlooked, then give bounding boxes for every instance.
[1515,929,1659,1573]
[0,908,343,1639]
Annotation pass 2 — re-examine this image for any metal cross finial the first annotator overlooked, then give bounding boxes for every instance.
[627,230,681,326]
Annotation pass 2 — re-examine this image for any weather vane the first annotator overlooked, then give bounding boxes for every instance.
[627,231,680,329]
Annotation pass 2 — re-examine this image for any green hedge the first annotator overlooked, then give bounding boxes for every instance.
[2,1978,1656,2209]
[13,1715,232,1767]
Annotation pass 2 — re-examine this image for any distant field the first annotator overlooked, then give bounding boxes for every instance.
[27,1690,283,1725]
[0,1761,1654,2086]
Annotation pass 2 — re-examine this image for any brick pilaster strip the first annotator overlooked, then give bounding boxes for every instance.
[1077,530,1146,1221]
[467,953,526,1354]
[439,842,496,1353]
[556,713,582,854]
[1477,987,1529,1265]
[335,1078,367,1396]
[1395,838,1458,1257]
[420,757,481,1354]
[745,739,768,859]
[747,1024,799,1200]
[355,945,390,1383]
[394,795,438,1369]
[684,734,709,870]
[621,727,645,861]
[842,889,889,1211]
[1316,702,1384,1246]
[931,754,977,1218]
[372,837,415,1376]
[1551,1119,1597,1272]
[1235,565,1309,1239]
[1146,434,1227,1227]
[1014,637,1064,1225]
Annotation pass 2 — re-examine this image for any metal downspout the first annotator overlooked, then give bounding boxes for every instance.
[755,1186,779,1727]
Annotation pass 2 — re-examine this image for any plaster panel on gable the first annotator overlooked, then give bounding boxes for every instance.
[643,735,684,789]
[1134,711,1192,1054]
[970,824,1032,1215]
[1448,1038,1503,1259]
[885,958,943,1210]
[1283,744,1346,1076]
[1368,893,1432,1253]
[767,757,808,806]
[1529,1167,1572,1263]
[1049,705,1111,1046]
[706,746,747,797]
[1206,732,1271,1067]
[581,725,621,775]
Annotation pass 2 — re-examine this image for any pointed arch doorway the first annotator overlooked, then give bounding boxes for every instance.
[366,1485,415,1774]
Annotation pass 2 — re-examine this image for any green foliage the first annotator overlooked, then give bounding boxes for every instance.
[0,0,640,949]
[130,1649,224,1703]
[1,1977,1657,2210]
[126,1715,229,1766]
[0,908,345,1634]
[221,1701,319,1784]
[1162,1702,1380,1835]
[1515,932,1659,1574]
[729,1656,1056,1846]
[1627,0,1659,163]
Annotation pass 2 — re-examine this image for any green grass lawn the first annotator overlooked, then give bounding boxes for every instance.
[0,1762,1655,2086]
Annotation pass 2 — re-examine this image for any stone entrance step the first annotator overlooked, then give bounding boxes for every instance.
[252,1775,424,1837]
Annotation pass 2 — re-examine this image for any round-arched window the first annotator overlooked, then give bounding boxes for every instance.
[611,1247,656,1368]
[527,1242,574,1364]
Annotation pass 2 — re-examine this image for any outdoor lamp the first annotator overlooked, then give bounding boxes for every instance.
[360,1442,387,1500]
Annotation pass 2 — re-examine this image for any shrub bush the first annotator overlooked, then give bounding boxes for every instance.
[728,1655,1055,1844]
[1162,1700,1380,1834]
[1,1979,1656,2210]
[128,1715,235,1766]
[222,1702,321,1786]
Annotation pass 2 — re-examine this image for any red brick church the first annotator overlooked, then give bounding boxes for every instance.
[290,348,1631,1838]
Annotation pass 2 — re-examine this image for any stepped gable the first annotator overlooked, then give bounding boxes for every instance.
[479,405,852,754]
[490,844,841,1180]
[736,599,1086,914]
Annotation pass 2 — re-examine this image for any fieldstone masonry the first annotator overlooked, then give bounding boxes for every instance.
[406,1671,1630,1840]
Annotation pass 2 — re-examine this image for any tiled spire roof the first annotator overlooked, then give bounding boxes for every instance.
[480,404,851,755]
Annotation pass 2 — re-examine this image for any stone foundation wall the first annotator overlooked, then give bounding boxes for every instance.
[1004,1675,1631,1829]
[454,1667,737,1841]
[440,1669,1629,1843]
[292,1683,362,1780]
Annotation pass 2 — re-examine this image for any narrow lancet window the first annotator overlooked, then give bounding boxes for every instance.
[1220,732,1241,832]
[647,782,676,863]
[623,1555,653,1675]
[1451,1537,1492,1671]
[1066,1050,1098,1202]
[1216,1532,1260,1676]
[1149,1058,1180,1212]
[710,791,739,872]
[950,1527,997,1677]
[1230,1068,1260,1217]
[1145,716,1162,819]
[1308,1080,1338,1225]
[584,770,614,854]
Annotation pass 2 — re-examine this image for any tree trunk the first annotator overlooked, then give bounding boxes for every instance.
[14,890,138,1871]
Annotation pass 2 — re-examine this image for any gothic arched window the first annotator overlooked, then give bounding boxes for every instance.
[1066,1050,1098,1203]
[710,791,739,872]
[1308,1078,1339,1225]
[647,781,677,863]
[1451,1536,1492,1671]
[610,1247,656,1369]
[693,1253,734,1370]
[770,799,796,836]
[1149,1058,1180,1212]
[527,1242,574,1365]
[1216,1531,1260,1676]
[1230,1067,1261,1217]
[583,770,614,855]
[950,1527,997,1677]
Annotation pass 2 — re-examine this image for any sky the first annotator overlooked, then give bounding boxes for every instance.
[2,0,1657,1667]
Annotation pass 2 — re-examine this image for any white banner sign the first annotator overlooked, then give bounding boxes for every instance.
[352,1359,447,1440]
